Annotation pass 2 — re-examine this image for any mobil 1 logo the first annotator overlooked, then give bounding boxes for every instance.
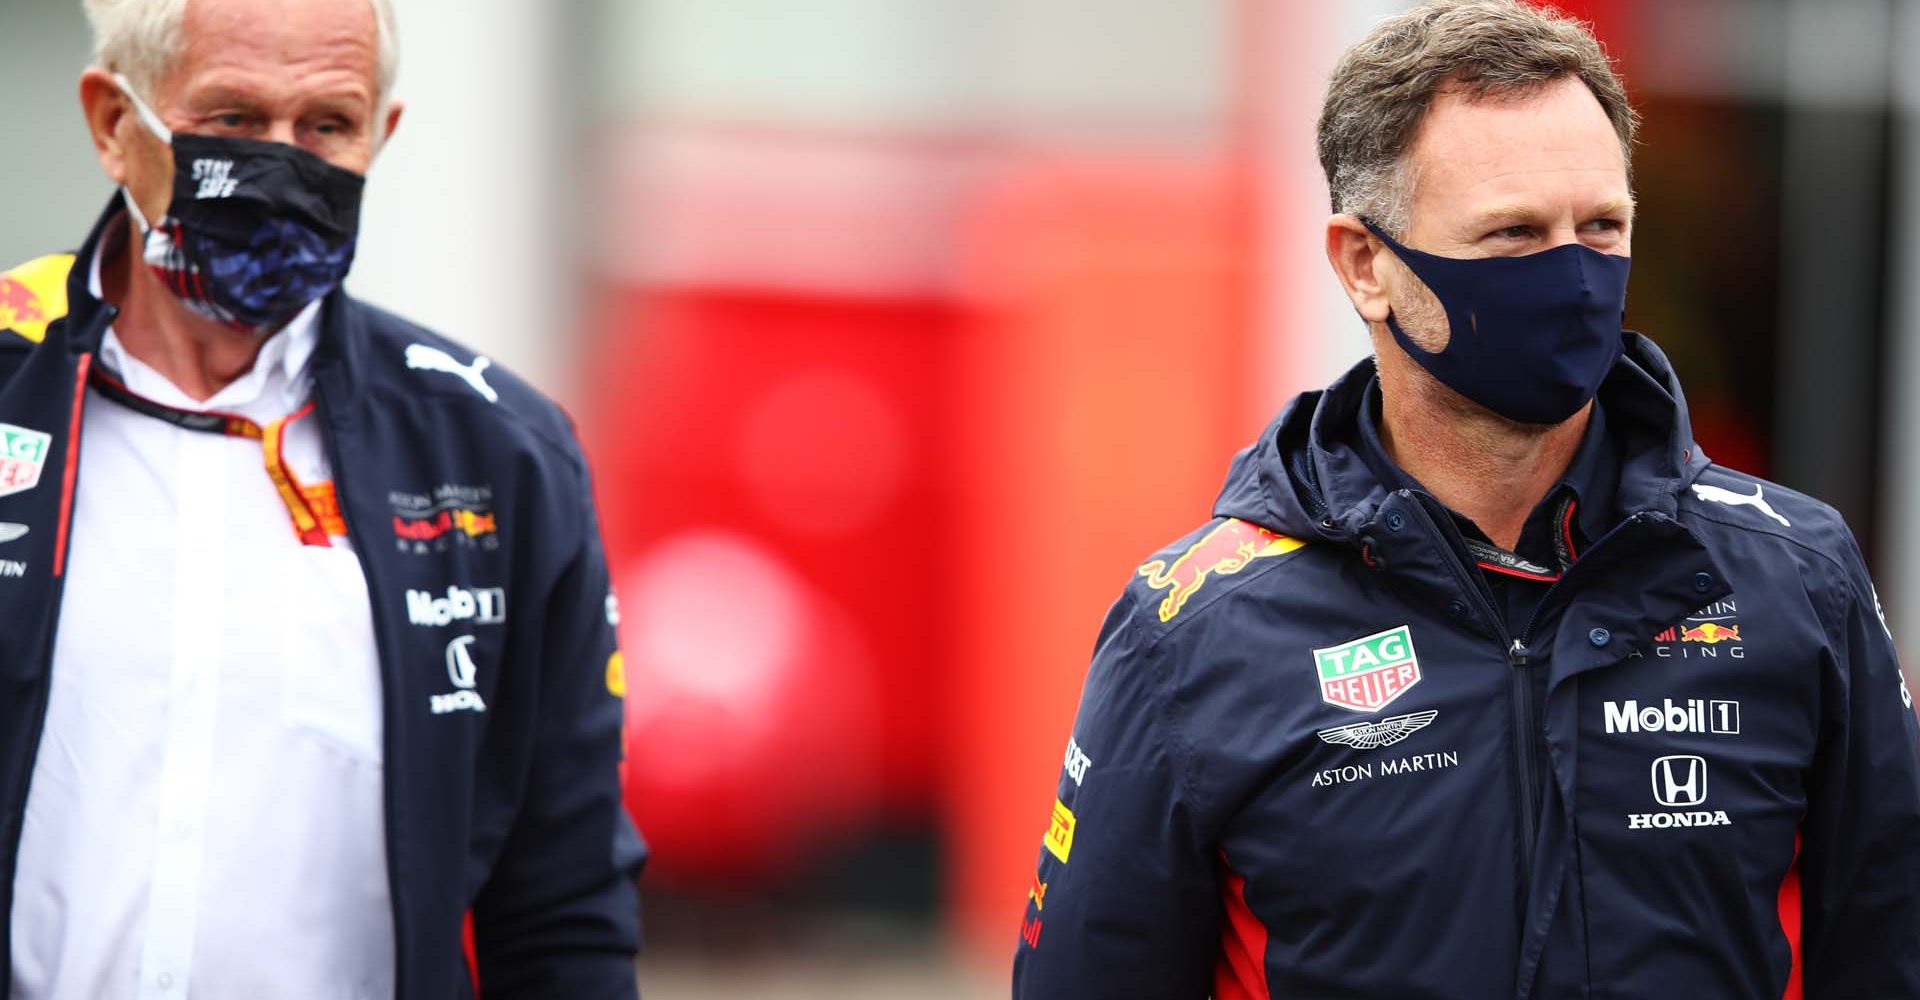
[407,585,507,627]
[1604,698,1740,736]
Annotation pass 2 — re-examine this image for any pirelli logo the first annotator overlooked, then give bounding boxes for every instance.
[1043,799,1076,864]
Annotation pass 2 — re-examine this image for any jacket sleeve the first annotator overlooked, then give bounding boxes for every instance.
[471,453,646,998]
[1011,592,1220,1000]
[1799,535,1920,998]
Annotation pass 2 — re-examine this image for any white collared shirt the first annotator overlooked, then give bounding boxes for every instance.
[9,260,394,999]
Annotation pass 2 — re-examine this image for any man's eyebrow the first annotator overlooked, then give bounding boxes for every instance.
[1593,197,1637,220]
[182,84,375,114]
[1466,199,1638,231]
[182,86,266,111]
[1466,206,1542,230]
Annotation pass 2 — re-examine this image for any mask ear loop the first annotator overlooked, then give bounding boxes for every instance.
[111,72,172,235]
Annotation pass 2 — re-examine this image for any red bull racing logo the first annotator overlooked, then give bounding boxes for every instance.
[389,483,500,554]
[1643,599,1745,660]
[1137,519,1304,622]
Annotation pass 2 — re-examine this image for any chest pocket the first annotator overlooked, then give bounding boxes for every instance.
[276,545,384,765]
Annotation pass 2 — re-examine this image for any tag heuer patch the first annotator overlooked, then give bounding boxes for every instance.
[1314,625,1422,713]
[0,423,51,499]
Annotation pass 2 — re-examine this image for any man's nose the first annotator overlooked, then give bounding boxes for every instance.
[264,121,298,145]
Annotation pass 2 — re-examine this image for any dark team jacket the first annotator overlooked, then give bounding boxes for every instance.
[1014,334,1920,999]
[0,203,645,999]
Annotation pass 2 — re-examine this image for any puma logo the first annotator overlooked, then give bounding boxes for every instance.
[1691,482,1790,528]
[405,344,498,404]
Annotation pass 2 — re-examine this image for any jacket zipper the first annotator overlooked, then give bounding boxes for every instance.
[1399,497,1539,872]
[309,379,412,1000]
[1507,637,1541,874]
[1500,511,1652,875]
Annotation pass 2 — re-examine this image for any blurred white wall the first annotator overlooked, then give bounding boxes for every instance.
[597,0,1229,142]
[349,0,573,397]
[1883,0,1920,646]
[1249,0,1416,413]
[0,2,110,270]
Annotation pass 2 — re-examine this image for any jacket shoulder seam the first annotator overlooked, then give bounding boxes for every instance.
[1682,506,1851,584]
[357,382,589,477]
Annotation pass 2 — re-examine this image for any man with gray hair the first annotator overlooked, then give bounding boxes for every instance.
[1014,1,1920,996]
[0,0,644,997]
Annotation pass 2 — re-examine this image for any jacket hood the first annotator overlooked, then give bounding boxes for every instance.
[1212,332,1712,547]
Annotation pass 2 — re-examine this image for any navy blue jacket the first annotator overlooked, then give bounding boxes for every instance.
[0,203,645,999]
[1014,335,1920,999]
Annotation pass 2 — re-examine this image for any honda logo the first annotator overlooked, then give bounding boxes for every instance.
[1651,755,1708,807]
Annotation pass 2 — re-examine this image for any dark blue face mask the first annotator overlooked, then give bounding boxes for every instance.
[117,74,365,335]
[1362,218,1631,425]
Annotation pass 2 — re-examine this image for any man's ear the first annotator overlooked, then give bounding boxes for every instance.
[78,68,134,186]
[376,99,405,155]
[1325,214,1393,325]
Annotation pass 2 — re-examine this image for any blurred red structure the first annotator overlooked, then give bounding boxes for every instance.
[947,153,1259,954]
[584,284,959,883]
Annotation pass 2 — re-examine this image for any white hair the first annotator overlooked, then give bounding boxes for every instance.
[82,0,399,103]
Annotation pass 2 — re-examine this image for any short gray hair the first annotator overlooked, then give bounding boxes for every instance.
[83,0,399,104]
[1316,0,1637,236]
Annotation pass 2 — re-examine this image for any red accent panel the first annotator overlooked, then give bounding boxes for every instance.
[463,910,480,997]
[1215,853,1271,1000]
[1561,499,1580,563]
[1779,833,1802,1000]
[53,353,90,578]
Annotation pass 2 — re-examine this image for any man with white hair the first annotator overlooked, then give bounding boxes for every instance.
[0,1,645,997]
[1015,1,1920,997]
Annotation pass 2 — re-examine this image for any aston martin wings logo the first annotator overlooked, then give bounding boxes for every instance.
[1317,710,1439,751]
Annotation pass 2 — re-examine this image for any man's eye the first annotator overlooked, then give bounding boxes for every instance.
[1582,218,1625,232]
[216,113,247,129]
[1493,225,1533,240]
[311,117,360,138]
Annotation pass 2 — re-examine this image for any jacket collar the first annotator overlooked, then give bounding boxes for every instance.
[1349,377,1620,554]
[1213,332,1710,550]
[60,193,367,398]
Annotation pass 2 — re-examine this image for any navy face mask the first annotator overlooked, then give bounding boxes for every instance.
[117,74,365,334]
[1362,218,1630,425]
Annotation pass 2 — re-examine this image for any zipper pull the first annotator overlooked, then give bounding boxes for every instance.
[1510,638,1529,666]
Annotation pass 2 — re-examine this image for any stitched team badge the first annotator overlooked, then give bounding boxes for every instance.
[0,423,52,499]
[1313,625,1422,713]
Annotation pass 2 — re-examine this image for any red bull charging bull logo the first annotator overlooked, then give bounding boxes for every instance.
[1137,519,1304,622]
[1642,599,1745,660]
[1679,622,1740,644]
[0,277,44,331]
[0,255,74,343]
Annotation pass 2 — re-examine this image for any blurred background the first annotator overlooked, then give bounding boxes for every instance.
[5,0,1919,995]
